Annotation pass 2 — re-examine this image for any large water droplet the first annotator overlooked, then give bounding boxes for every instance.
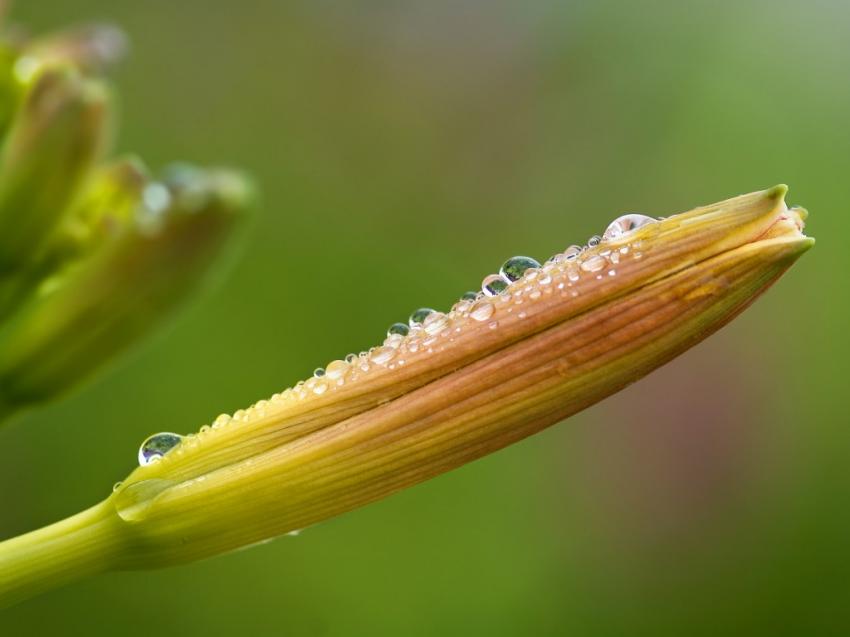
[482,274,508,296]
[138,432,183,466]
[387,322,410,337]
[602,214,656,241]
[500,256,541,282]
[409,308,436,326]
[469,299,495,321]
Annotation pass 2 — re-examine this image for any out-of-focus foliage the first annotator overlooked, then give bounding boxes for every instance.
[1,1,846,635]
[0,16,251,418]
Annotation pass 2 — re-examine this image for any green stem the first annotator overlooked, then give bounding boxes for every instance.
[0,500,123,608]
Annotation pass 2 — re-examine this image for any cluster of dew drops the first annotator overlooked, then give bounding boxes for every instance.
[133,213,657,471]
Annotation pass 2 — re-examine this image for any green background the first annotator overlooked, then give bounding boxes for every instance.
[2,1,848,634]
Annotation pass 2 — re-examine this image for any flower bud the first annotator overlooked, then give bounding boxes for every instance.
[0,166,252,413]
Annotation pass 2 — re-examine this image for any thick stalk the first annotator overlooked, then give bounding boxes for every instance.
[0,501,123,607]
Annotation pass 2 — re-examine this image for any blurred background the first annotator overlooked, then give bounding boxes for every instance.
[1,0,847,634]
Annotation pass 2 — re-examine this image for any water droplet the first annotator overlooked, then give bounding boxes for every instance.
[212,413,231,429]
[488,321,499,330]
[112,481,123,492]
[138,432,183,466]
[482,274,508,296]
[345,353,358,364]
[409,308,435,326]
[370,345,397,365]
[313,367,326,378]
[588,235,602,247]
[312,381,328,395]
[500,256,541,282]
[384,333,404,348]
[461,291,479,301]
[325,359,350,380]
[387,322,410,337]
[422,311,449,335]
[518,311,527,319]
[469,299,495,321]
[580,255,607,272]
[602,214,656,241]
[564,245,582,261]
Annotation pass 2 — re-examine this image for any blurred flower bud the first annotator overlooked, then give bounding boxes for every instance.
[0,66,110,274]
[0,166,252,416]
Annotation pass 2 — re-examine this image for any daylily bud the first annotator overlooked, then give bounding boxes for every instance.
[0,66,110,273]
[0,186,812,607]
[24,23,129,74]
[0,166,252,415]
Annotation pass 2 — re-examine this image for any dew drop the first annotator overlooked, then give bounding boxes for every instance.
[345,353,358,364]
[422,311,449,335]
[469,299,495,321]
[563,245,582,261]
[461,291,479,301]
[387,322,410,337]
[500,256,541,282]
[384,333,405,348]
[138,432,183,466]
[212,413,231,429]
[313,367,326,378]
[370,345,397,365]
[602,214,656,241]
[588,235,602,247]
[482,274,508,296]
[580,255,607,272]
[312,381,328,395]
[409,308,436,326]
[325,359,350,380]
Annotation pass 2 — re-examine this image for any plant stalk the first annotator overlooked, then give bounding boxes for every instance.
[0,501,124,607]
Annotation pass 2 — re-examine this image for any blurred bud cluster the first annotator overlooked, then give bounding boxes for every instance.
[0,18,253,421]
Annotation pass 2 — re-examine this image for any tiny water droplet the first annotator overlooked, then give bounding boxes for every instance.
[469,299,495,321]
[461,291,479,301]
[409,308,436,326]
[387,322,410,337]
[370,345,397,365]
[212,413,231,429]
[602,214,656,241]
[482,274,508,296]
[325,359,350,380]
[384,333,405,348]
[488,321,499,330]
[588,235,602,247]
[312,381,328,395]
[422,311,449,335]
[564,245,582,261]
[138,432,183,466]
[500,256,541,282]
[112,481,123,492]
[313,367,326,378]
[345,353,358,364]
[580,255,607,272]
